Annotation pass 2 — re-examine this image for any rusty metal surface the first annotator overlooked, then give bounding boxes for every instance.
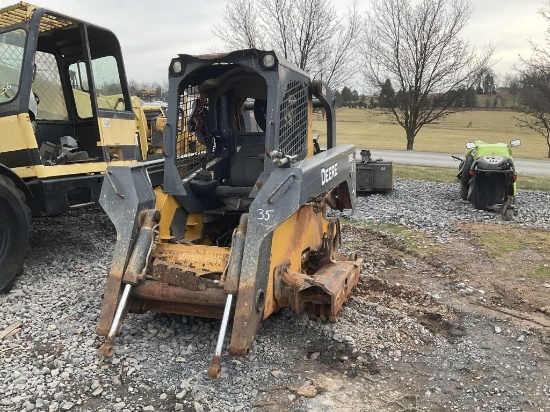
[150,261,211,290]
[132,280,227,307]
[153,243,230,273]
[274,257,362,322]
[229,232,273,358]
[122,209,160,285]
[96,164,157,337]
[96,271,125,337]
[207,355,221,379]
[228,276,257,357]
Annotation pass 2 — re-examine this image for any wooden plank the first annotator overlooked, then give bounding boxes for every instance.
[0,321,22,340]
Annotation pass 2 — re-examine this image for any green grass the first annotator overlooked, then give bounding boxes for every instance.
[532,265,550,280]
[392,164,550,192]
[475,233,524,258]
[394,164,458,183]
[466,225,550,279]
[313,108,550,159]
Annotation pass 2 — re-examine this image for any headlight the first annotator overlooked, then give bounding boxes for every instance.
[262,54,276,69]
[172,60,183,74]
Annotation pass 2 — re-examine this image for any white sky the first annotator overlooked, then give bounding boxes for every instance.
[0,0,547,88]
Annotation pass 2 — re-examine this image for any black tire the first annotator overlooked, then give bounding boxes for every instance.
[0,175,31,292]
[460,156,473,200]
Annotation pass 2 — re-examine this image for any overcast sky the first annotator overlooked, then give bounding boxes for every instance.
[0,0,547,88]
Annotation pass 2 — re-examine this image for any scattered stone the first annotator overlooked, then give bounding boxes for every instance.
[270,370,285,378]
[309,352,321,360]
[61,401,75,410]
[294,385,318,398]
[2,181,549,412]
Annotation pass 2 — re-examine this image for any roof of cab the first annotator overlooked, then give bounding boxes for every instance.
[0,2,75,32]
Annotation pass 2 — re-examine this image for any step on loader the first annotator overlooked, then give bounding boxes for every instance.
[95,49,362,377]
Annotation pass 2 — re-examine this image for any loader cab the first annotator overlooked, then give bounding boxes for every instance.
[162,49,325,243]
[0,3,139,215]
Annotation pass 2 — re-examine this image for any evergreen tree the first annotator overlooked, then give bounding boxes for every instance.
[378,79,395,108]
[341,86,353,103]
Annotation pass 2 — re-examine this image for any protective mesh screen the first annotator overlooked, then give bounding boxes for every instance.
[175,85,213,178]
[0,29,24,100]
[34,51,68,120]
[279,80,308,161]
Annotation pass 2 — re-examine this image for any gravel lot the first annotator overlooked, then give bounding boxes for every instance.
[1,179,549,411]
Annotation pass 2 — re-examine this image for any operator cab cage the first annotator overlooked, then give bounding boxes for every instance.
[163,49,336,215]
[0,2,134,165]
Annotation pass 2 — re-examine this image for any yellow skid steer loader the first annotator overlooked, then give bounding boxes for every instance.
[95,49,362,377]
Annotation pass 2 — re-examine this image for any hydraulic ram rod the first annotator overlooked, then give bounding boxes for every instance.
[207,293,234,379]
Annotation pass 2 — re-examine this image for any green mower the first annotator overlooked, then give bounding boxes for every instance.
[454,139,521,221]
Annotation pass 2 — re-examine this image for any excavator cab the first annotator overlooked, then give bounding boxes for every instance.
[96,49,361,377]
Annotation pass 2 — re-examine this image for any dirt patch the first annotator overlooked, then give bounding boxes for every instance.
[343,222,550,331]
[264,222,550,411]
[242,222,550,411]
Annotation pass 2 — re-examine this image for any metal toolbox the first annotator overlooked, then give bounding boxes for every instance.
[356,149,394,192]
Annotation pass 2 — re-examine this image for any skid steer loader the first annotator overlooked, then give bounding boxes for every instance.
[96,49,362,378]
[0,2,160,292]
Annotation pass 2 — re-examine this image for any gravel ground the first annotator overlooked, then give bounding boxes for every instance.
[1,179,549,411]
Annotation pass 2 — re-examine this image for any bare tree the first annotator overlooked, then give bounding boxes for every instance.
[212,0,360,89]
[212,0,267,50]
[515,0,550,158]
[361,0,493,150]
[516,70,550,157]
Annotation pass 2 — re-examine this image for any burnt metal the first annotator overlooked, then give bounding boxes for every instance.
[97,49,362,372]
[229,144,357,356]
[130,280,227,311]
[151,262,206,290]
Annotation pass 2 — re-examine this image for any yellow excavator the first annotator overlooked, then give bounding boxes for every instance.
[95,49,362,377]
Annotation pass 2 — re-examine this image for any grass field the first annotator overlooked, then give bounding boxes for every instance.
[313,108,550,159]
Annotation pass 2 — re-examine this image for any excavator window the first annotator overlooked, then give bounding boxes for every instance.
[91,55,126,111]
[34,51,69,121]
[69,60,92,119]
[0,28,25,104]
